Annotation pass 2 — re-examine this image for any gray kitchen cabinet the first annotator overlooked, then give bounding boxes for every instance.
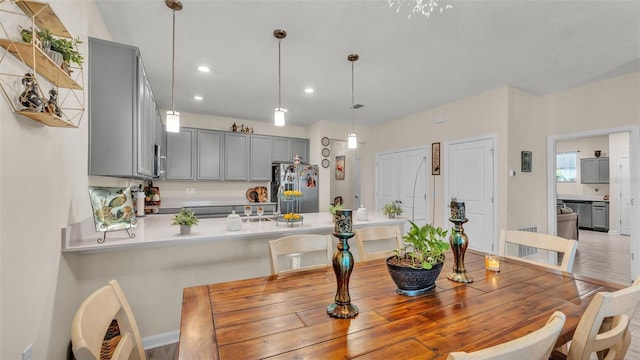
[272,136,309,163]
[88,37,162,179]
[592,201,609,231]
[197,129,224,180]
[225,132,249,180]
[580,157,609,184]
[250,135,272,180]
[166,128,196,180]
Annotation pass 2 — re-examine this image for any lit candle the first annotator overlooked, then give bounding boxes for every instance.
[485,255,500,271]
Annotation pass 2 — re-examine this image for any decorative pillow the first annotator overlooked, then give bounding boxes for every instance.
[88,186,137,232]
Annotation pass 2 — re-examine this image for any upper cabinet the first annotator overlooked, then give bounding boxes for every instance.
[272,136,309,163]
[88,37,163,179]
[224,132,250,180]
[0,0,85,127]
[250,135,272,181]
[197,129,224,180]
[580,157,609,184]
[166,128,196,180]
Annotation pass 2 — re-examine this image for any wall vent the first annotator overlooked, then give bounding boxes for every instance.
[517,225,538,257]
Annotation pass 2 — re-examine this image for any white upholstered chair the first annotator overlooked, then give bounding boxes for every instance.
[499,230,578,272]
[71,279,146,360]
[354,225,404,261]
[268,234,333,275]
[551,276,640,360]
[447,311,566,360]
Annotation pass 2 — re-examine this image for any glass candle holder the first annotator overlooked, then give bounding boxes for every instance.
[485,254,500,272]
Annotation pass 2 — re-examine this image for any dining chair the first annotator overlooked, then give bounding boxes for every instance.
[268,234,333,275]
[447,311,566,360]
[354,225,404,261]
[71,279,146,360]
[550,275,640,360]
[499,230,578,272]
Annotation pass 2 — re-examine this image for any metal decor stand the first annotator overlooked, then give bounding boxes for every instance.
[97,224,136,244]
[327,209,359,318]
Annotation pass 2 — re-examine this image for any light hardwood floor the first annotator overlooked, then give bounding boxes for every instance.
[145,230,640,359]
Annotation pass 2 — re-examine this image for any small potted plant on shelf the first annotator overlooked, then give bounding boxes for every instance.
[386,221,450,296]
[382,200,403,218]
[172,207,199,235]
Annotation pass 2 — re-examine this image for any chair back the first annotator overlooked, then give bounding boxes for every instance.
[564,277,640,360]
[71,280,145,360]
[499,230,578,272]
[447,311,566,360]
[354,226,403,261]
[268,234,333,275]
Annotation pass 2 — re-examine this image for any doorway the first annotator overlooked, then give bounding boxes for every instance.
[547,125,639,283]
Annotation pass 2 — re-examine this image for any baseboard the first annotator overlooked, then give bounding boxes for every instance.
[608,230,619,235]
[142,330,179,350]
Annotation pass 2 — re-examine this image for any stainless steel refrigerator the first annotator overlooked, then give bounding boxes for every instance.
[271,163,319,213]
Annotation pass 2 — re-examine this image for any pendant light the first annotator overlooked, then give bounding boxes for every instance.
[274,29,287,127]
[347,54,359,149]
[165,0,182,133]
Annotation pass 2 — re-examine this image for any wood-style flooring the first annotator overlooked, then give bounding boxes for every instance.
[146,230,640,359]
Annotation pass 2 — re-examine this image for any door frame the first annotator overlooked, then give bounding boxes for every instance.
[546,125,639,282]
[443,134,498,252]
[619,157,631,235]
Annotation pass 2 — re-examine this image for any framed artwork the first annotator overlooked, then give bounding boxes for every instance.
[432,142,441,175]
[521,151,532,172]
[335,155,345,180]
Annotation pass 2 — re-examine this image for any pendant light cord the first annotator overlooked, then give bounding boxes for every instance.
[171,8,176,112]
[351,60,355,132]
[278,38,282,110]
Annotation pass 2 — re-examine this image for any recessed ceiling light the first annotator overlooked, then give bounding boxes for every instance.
[304,88,314,94]
[197,66,210,73]
[194,95,203,101]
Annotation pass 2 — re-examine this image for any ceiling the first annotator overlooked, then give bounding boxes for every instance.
[94,0,640,128]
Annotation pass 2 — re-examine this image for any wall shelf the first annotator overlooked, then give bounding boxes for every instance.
[0,0,84,128]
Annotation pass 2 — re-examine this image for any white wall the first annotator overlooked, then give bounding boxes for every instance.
[0,1,112,358]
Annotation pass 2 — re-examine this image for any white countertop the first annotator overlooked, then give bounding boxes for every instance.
[62,212,407,253]
[557,194,609,202]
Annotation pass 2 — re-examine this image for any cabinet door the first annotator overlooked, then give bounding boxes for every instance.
[166,128,196,180]
[592,203,609,230]
[197,130,224,180]
[292,138,309,163]
[597,158,610,183]
[88,38,137,177]
[224,133,249,180]
[580,158,597,184]
[136,60,154,177]
[272,137,291,162]
[154,106,165,179]
[250,135,273,180]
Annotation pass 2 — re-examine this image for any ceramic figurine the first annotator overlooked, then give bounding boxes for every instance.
[45,89,62,117]
[19,73,42,112]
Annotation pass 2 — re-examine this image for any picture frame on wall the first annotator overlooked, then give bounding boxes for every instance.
[521,151,532,172]
[335,155,345,180]
[432,142,441,175]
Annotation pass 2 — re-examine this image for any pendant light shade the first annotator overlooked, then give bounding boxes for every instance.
[166,0,182,133]
[274,29,287,127]
[347,54,359,149]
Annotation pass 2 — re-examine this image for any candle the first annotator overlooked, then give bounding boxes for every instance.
[450,199,466,220]
[485,255,500,271]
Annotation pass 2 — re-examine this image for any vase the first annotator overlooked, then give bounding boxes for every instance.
[386,257,443,296]
[180,225,191,235]
[388,213,396,219]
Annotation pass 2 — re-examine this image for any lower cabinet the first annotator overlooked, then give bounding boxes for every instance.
[592,202,609,232]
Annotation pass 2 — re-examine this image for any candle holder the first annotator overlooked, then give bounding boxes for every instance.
[327,209,359,318]
[485,254,500,271]
[447,200,474,283]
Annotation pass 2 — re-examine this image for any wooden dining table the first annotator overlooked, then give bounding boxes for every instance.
[178,250,622,359]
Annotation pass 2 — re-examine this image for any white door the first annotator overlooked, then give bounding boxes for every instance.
[376,148,428,224]
[619,157,632,235]
[446,138,495,253]
[354,157,361,209]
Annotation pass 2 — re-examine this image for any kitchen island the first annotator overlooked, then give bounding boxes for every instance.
[62,212,406,254]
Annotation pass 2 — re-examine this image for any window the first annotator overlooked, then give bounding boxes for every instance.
[556,152,577,182]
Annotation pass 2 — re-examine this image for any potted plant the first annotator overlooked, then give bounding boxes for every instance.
[329,202,345,223]
[172,207,199,235]
[20,28,83,71]
[382,200,403,218]
[386,221,450,296]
